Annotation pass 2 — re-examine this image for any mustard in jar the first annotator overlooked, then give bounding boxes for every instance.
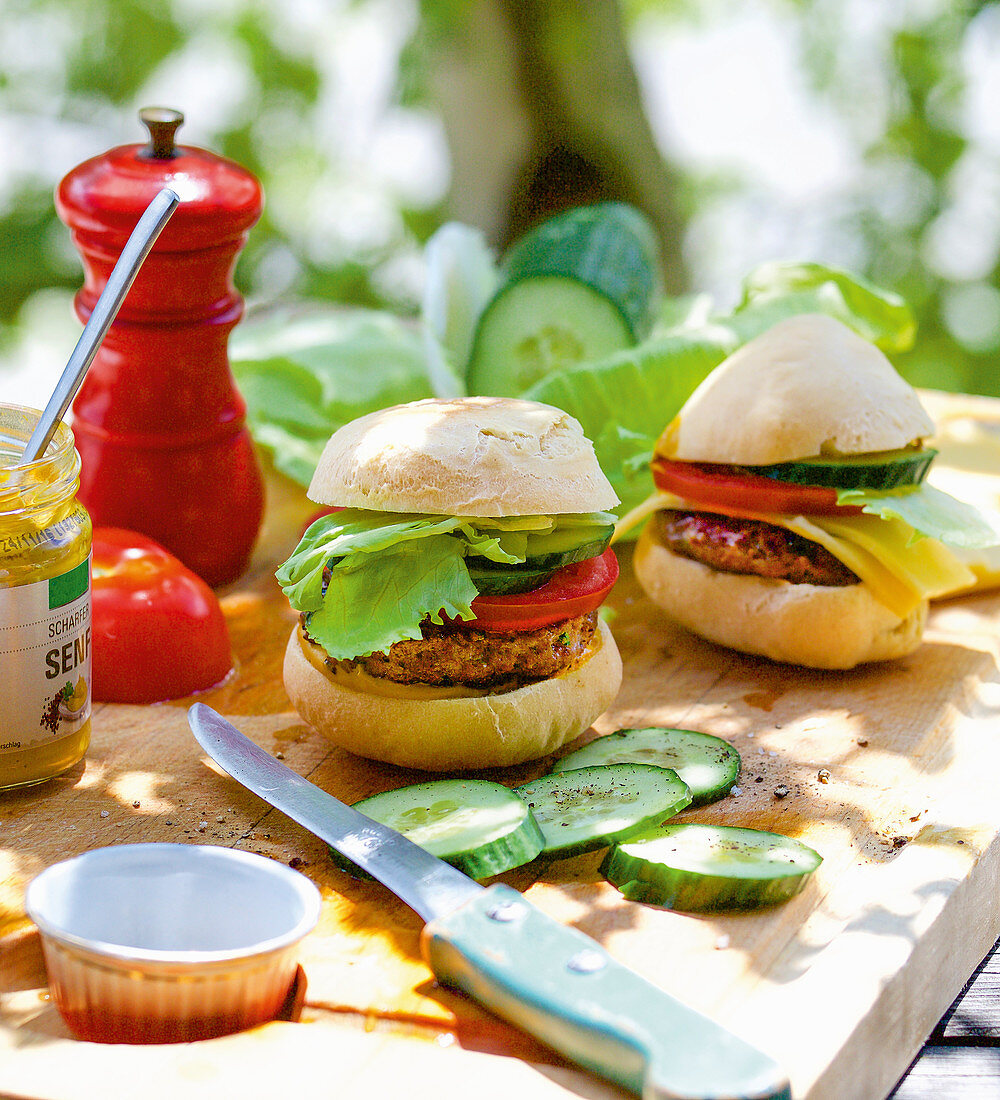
[0,405,92,789]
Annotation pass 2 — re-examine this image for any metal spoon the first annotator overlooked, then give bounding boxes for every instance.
[21,187,180,463]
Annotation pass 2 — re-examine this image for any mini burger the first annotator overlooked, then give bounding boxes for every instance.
[620,313,998,669]
[277,396,623,770]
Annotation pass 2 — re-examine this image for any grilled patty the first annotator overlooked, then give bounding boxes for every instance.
[311,611,599,688]
[656,509,860,586]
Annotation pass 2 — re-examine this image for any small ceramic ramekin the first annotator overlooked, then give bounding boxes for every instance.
[25,843,321,1044]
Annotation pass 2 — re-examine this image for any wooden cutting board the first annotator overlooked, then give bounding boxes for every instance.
[3,391,1000,1100]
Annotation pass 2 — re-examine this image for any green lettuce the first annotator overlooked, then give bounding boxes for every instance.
[731,261,917,352]
[524,329,737,518]
[304,537,479,661]
[421,222,498,398]
[520,262,919,527]
[838,484,1000,548]
[231,307,434,485]
[276,509,586,659]
[231,256,921,524]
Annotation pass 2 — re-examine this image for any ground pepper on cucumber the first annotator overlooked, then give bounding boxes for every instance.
[335,728,823,913]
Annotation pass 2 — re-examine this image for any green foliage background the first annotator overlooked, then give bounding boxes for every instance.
[2,0,999,398]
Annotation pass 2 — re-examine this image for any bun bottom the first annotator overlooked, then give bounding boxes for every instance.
[634,523,927,670]
[283,620,622,770]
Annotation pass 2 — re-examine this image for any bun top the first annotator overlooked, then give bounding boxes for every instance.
[308,396,619,515]
[657,313,935,465]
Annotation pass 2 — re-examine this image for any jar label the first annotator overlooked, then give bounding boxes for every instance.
[0,557,92,751]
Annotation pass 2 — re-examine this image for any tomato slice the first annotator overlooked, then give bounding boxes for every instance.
[651,458,864,517]
[91,528,232,703]
[465,547,619,633]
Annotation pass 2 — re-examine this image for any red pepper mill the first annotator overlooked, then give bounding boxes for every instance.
[56,107,265,587]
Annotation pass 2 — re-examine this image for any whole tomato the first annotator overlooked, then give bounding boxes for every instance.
[91,528,232,703]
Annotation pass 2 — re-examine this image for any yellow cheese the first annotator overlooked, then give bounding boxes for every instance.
[781,513,975,618]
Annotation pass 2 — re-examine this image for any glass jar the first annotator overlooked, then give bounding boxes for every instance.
[0,405,92,790]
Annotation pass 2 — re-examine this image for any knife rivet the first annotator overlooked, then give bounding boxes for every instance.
[485,900,526,922]
[566,949,606,974]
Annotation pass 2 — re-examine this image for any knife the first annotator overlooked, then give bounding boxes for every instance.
[188,702,790,1100]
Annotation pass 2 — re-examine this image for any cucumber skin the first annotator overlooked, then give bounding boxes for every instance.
[747,447,937,491]
[602,857,814,912]
[601,824,822,912]
[335,781,545,881]
[466,277,634,398]
[501,203,661,341]
[330,818,542,881]
[467,561,558,595]
[445,824,544,879]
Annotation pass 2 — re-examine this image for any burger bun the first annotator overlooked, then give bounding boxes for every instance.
[308,396,618,515]
[283,620,623,770]
[659,313,935,466]
[634,523,927,670]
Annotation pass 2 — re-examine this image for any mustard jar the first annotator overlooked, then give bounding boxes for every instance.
[0,404,92,789]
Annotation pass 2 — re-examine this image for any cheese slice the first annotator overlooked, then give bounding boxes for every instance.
[620,491,976,618]
[782,512,974,618]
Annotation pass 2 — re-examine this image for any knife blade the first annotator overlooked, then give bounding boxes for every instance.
[188,703,790,1100]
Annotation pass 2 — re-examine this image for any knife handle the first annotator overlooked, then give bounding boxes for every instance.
[421,884,789,1100]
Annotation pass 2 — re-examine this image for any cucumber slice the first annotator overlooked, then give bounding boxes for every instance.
[467,559,558,595]
[602,823,822,912]
[466,203,660,397]
[501,202,661,340]
[346,780,544,880]
[468,520,615,595]
[522,520,615,567]
[552,727,740,807]
[467,277,634,397]
[515,764,691,858]
[747,447,937,491]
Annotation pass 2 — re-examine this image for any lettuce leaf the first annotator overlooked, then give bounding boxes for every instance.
[524,330,736,519]
[731,261,917,352]
[305,536,479,661]
[232,256,921,519]
[521,262,920,530]
[231,307,434,485]
[421,222,498,398]
[276,508,594,659]
[837,484,1000,549]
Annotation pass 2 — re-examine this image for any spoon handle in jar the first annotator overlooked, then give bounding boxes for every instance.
[21,187,180,463]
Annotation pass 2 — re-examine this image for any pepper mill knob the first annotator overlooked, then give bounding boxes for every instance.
[139,107,184,160]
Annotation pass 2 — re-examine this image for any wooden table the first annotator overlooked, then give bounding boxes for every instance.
[889,939,1000,1097]
[4,391,1000,1100]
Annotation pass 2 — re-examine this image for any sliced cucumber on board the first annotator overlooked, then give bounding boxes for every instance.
[553,727,740,807]
[343,780,543,880]
[516,764,691,858]
[466,203,661,397]
[747,446,937,490]
[602,822,823,912]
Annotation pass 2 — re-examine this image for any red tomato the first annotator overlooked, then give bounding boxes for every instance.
[465,548,619,633]
[651,458,864,517]
[91,528,232,703]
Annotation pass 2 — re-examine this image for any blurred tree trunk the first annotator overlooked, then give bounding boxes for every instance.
[428,0,689,294]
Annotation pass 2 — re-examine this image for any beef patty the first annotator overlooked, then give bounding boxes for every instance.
[309,611,599,688]
[655,509,860,586]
